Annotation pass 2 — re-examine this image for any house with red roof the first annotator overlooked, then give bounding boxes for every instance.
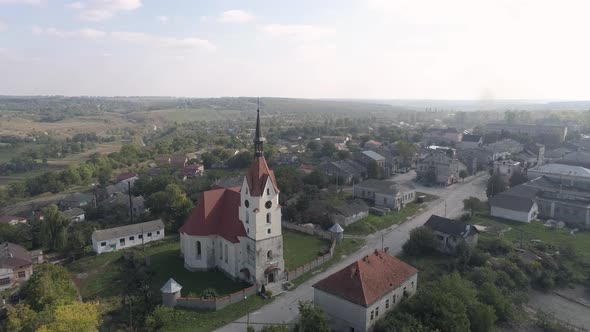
[179,108,285,288]
[313,249,418,332]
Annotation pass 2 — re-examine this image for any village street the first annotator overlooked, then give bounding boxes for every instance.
[216,173,489,331]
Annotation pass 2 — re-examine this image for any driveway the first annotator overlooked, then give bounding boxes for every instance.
[215,173,489,331]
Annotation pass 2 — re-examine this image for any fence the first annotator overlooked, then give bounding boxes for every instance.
[281,222,333,240]
[287,239,336,281]
[175,285,257,311]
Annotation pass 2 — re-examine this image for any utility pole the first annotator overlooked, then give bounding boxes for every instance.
[444,200,447,217]
[128,181,133,224]
[381,232,384,251]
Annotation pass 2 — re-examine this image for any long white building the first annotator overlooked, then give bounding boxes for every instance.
[91,219,165,254]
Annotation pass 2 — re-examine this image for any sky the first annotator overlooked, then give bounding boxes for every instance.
[1,0,590,100]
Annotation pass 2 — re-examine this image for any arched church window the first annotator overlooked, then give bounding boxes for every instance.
[196,241,201,260]
[267,250,273,260]
[244,200,250,208]
[266,213,271,224]
[245,213,249,224]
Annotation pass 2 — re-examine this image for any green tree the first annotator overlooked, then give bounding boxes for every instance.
[337,150,351,160]
[21,264,78,311]
[402,227,435,256]
[459,170,468,182]
[40,205,69,251]
[146,184,193,230]
[396,141,417,167]
[306,141,321,153]
[5,303,39,332]
[486,173,506,198]
[297,301,330,332]
[367,160,382,179]
[463,197,484,216]
[37,301,101,332]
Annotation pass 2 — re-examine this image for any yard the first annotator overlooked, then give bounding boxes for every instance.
[471,214,590,262]
[282,230,330,270]
[344,202,425,235]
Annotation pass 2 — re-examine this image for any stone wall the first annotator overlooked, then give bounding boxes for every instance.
[175,285,257,311]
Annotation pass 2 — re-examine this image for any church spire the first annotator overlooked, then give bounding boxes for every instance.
[253,98,264,157]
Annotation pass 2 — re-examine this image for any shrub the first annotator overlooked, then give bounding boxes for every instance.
[200,288,218,299]
[402,227,435,256]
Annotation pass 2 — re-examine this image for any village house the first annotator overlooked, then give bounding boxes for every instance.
[544,148,574,163]
[179,109,285,287]
[353,179,416,211]
[91,219,165,254]
[490,193,539,223]
[363,139,382,149]
[416,151,467,185]
[62,207,85,222]
[0,215,27,226]
[115,172,139,192]
[58,192,95,210]
[354,151,389,177]
[96,184,123,202]
[320,160,367,185]
[100,194,146,217]
[555,150,590,168]
[484,139,524,159]
[424,215,479,253]
[0,242,35,290]
[329,200,370,226]
[493,159,523,185]
[181,163,205,179]
[457,134,483,149]
[527,163,590,190]
[313,249,418,332]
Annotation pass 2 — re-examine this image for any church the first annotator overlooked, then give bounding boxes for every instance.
[179,107,285,287]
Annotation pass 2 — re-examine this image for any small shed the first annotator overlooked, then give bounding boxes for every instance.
[329,223,344,243]
[161,278,183,307]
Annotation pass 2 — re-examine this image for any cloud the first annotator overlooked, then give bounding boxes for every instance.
[0,0,45,5]
[31,26,215,51]
[0,21,6,32]
[156,15,169,24]
[259,24,332,41]
[218,10,253,23]
[67,0,142,22]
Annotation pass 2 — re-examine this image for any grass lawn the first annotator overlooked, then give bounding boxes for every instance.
[157,294,274,332]
[149,241,248,297]
[291,237,366,287]
[344,202,425,236]
[282,230,330,270]
[472,214,590,262]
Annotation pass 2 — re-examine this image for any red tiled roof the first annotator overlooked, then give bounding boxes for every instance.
[0,215,26,224]
[313,250,417,307]
[179,187,246,243]
[116,172,138,182]
[246,156,279,196]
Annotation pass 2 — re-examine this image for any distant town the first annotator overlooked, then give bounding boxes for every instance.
[0,96,589,331]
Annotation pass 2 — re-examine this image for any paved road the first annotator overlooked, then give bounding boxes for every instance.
[216,173,488,331]
[528,290,590,330]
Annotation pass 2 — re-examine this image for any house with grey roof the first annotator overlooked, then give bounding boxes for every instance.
[354,150,389,177]
[329,200,369,226]
[62,208,85,222]
[353,179,416,210]
[424,215,479,253]
[416,151,467,185]
[490,194,538,223]
[320,160,367,184]
[556,150,590,168]
[0,242,34,290]
[92,219,165,254]
[457,134,483,149]
[527,164,590,190]
[59,192,95,210]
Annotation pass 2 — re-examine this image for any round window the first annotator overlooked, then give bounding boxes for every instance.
[244,200,250,208]
[265,200,272,209]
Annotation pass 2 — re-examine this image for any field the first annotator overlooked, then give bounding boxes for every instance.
[344,202,425,235]
[282,230,330,270]
[131,108,244,124]
[472,214,590,261]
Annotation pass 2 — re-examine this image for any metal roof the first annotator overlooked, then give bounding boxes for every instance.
[160,278,182,293]
[92,219,164,242]
[529,163,590,178]
[361,150,385,161]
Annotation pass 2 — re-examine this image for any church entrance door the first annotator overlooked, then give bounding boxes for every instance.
[268,272,275,283]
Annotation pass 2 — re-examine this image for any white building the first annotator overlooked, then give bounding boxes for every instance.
[91,219,165,254]
[179,109,285,287]
[313,250,418,332]
[491,194,539,223]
